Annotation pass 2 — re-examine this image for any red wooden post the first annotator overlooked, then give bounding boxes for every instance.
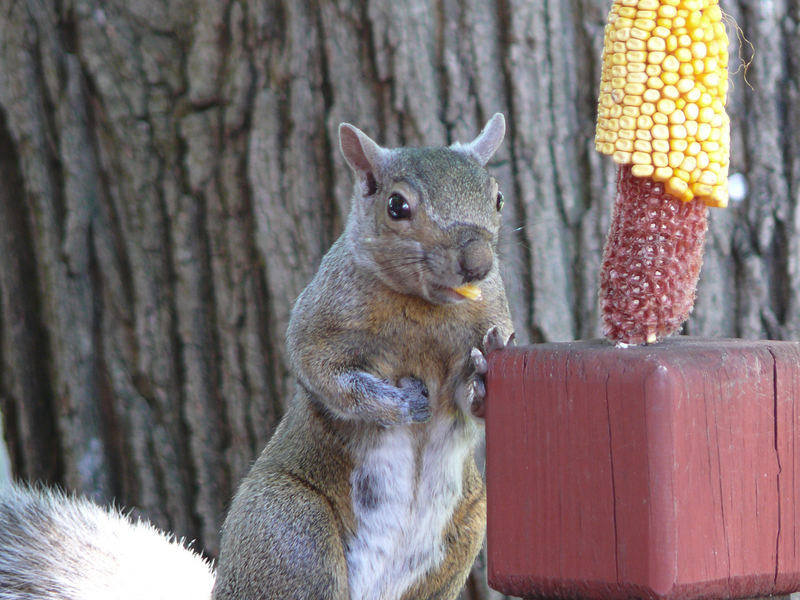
[485,338,800,600]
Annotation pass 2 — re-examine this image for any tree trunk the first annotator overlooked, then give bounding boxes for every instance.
[0,0,797,597]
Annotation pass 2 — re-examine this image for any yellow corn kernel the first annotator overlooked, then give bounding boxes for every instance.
[643,88,661,102]
[653,25,671,38]
[662,84,681,100]
[668,151,685,168]
[652,139,670,153]
[652,123,670,139]
[595,0,730,207]
[654,166,673,180]
[670,123,688,139]
[658,5,677,18]
[647,36,667,51]
[632,164,655,177]
[628,71,649,84]
[671,138,688,152]
[661,71,680,85]
[653,151,669,167]
[669,109,686,124]
[656,98,676,114]
[676,78,695,93]
[453,284,482,301]
[627,37,646,51]
[614,150,633,163]
[691,182,714,197]
[616,139,635,152]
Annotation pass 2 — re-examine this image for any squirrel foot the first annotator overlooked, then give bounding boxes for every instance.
[461,327,515,419]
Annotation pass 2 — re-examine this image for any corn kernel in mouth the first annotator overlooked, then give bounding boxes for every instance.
[453,284,482,301]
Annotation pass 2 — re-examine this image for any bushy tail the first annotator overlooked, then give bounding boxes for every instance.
[0,484,215,600]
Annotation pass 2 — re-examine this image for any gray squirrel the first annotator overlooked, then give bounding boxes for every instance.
[0,113,513,600]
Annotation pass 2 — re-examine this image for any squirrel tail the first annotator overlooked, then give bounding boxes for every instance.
[0,484,215,600]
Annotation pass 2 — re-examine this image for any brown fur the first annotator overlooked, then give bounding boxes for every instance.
[213,115,512,600]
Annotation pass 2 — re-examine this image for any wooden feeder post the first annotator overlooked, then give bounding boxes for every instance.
[485,338,800,600]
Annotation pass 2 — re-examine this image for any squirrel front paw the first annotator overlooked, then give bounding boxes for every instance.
[460,326,515,419]
[397,376,431,423]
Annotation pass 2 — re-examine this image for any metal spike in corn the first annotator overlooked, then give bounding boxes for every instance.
[595,0,730,345]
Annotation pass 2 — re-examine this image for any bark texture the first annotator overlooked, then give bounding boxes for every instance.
[0,1,798,598]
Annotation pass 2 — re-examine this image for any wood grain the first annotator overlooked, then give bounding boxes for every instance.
[486,339,800,600]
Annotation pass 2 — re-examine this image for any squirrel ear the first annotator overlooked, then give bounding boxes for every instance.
[453,113,506,166]
[339,123,388,195]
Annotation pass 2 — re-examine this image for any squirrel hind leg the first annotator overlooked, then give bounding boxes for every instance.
[214,477,349,600]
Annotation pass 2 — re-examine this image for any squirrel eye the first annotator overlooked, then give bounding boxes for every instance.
[387,193,411,220]
[496,191,505,212]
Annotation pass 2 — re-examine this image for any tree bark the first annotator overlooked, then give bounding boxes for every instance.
[0,1,798,598]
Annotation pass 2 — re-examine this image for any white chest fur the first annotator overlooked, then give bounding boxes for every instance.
[346,417,475,600]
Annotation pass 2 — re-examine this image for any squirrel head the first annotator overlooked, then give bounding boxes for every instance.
[339,114,506,305]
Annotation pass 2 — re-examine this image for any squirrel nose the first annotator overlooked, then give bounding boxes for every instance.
[459,239,493,282]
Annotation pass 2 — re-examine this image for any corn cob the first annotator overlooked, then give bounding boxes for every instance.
[595,0,730,345]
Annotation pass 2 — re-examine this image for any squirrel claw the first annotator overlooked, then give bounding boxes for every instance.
[482,326,513,355]
[470,378,487,418]
[464,327,515,420]
[470,347,488,375]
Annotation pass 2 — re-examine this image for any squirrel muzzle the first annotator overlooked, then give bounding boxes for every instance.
[458,238,493,284]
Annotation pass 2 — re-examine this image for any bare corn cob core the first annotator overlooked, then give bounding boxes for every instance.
[595,0,730,344]
[600,165,707,344]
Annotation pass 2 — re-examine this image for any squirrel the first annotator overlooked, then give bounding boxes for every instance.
[0,114,513,600]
